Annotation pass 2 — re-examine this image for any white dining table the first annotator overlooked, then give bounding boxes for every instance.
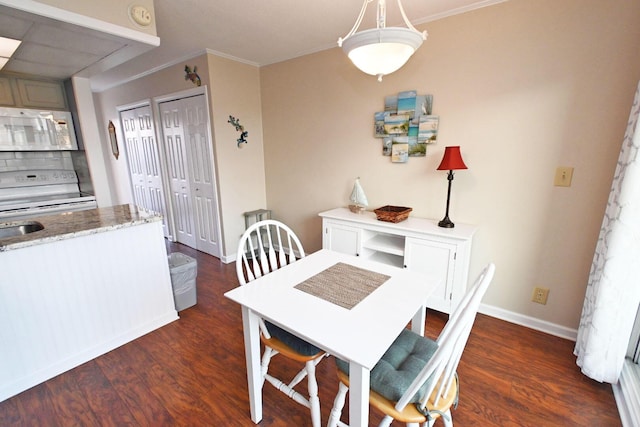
[224,249,439,427]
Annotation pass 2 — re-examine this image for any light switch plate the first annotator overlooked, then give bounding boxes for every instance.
[554,166,573,187]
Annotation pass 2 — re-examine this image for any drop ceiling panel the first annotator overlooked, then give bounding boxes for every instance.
[25,24,124,56]
[5,58,77,79]
[0,12,32,39]
[16,43,101,69]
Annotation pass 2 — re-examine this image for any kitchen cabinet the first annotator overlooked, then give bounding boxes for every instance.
[15,78,67,109]
[319,207,476,314]
[0,77,14,106]
[0,74,67,109]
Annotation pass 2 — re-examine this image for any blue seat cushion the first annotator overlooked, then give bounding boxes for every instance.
[265,321,322,356]
[336,328,438,403]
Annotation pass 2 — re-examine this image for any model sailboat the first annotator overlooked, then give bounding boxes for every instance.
[349,177,368,213]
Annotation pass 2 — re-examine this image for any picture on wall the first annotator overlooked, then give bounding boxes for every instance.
[391,141,409,163]
[384,95,398,112]
[374,90,438,162]
[408,137,426,157]
[382,137,393,156]
[375,111,387,138]
[418,115,439,143]
[414,94,433,116]
[397,90,417,117]
[383,114,410,135]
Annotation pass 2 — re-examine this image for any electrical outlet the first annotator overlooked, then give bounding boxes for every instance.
[532,287,550,305]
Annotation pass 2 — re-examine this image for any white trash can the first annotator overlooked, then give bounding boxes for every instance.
[168,252,197,311]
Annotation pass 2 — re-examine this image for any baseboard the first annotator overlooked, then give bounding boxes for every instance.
[478,303,578,341]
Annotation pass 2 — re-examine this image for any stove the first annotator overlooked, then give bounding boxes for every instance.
[0,169,97,221]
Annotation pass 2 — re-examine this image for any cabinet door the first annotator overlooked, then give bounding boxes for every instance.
[0,77,15,106]
[323,221,361,256]
[16,79,66,109]
[404,238,456,314]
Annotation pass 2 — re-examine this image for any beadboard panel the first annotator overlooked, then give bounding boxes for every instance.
[0,220,178,402]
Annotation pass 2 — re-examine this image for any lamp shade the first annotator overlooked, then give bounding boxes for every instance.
[437,146,468,171]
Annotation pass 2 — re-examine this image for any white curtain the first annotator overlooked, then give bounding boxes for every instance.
[575,81,640,384]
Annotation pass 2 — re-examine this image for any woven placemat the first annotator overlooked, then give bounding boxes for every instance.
[294,262,390,309]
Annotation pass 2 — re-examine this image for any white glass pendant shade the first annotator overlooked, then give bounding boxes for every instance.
[342,27,424,79]
[338,0,426,81]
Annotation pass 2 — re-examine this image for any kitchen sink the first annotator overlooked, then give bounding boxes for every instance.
[0,221,44,238]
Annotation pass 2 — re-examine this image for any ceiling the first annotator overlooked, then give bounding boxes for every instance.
[0,0,506,92]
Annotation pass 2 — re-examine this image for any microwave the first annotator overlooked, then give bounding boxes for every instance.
[0,107,78,151]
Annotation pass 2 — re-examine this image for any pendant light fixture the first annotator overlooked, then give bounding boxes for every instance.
[338,0,427,82]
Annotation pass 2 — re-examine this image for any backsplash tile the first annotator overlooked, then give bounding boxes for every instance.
[0,151,74,171]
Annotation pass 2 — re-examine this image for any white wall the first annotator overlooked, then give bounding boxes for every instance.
[259,0,640,330]
[206,54,267,257]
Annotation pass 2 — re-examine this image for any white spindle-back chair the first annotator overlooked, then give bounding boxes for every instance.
[328,263,496,427]
[236,219,326,427]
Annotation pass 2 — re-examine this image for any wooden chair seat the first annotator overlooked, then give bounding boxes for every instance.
[261,334,325,363]
[336,369,458,424]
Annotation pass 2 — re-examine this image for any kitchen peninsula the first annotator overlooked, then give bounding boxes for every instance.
[0,205,178,402]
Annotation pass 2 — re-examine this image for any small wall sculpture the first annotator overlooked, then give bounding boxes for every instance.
[228,115,248,147]
[184,65,201,86]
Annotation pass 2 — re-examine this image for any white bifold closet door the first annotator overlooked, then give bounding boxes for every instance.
[120,105,170,237]
[159,95,221,258]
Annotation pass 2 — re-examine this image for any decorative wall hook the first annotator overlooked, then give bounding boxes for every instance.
[184,65,201,86]
[228,115,249,147]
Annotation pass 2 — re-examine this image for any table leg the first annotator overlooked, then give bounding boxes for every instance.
[241,306,262,423]
[348,361,370,427]
[411,304,426,335]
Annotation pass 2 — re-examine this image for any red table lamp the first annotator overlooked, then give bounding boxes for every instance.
[436,146,468,228]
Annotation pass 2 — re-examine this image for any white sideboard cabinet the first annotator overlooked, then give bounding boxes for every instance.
[319,207,477,314]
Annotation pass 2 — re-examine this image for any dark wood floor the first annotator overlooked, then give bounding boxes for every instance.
[1,242,620,426]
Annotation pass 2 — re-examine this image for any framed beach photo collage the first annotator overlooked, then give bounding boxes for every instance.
[374,90,439,163]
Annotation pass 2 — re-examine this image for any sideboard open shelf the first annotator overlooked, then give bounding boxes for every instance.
[319,207,477,314]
